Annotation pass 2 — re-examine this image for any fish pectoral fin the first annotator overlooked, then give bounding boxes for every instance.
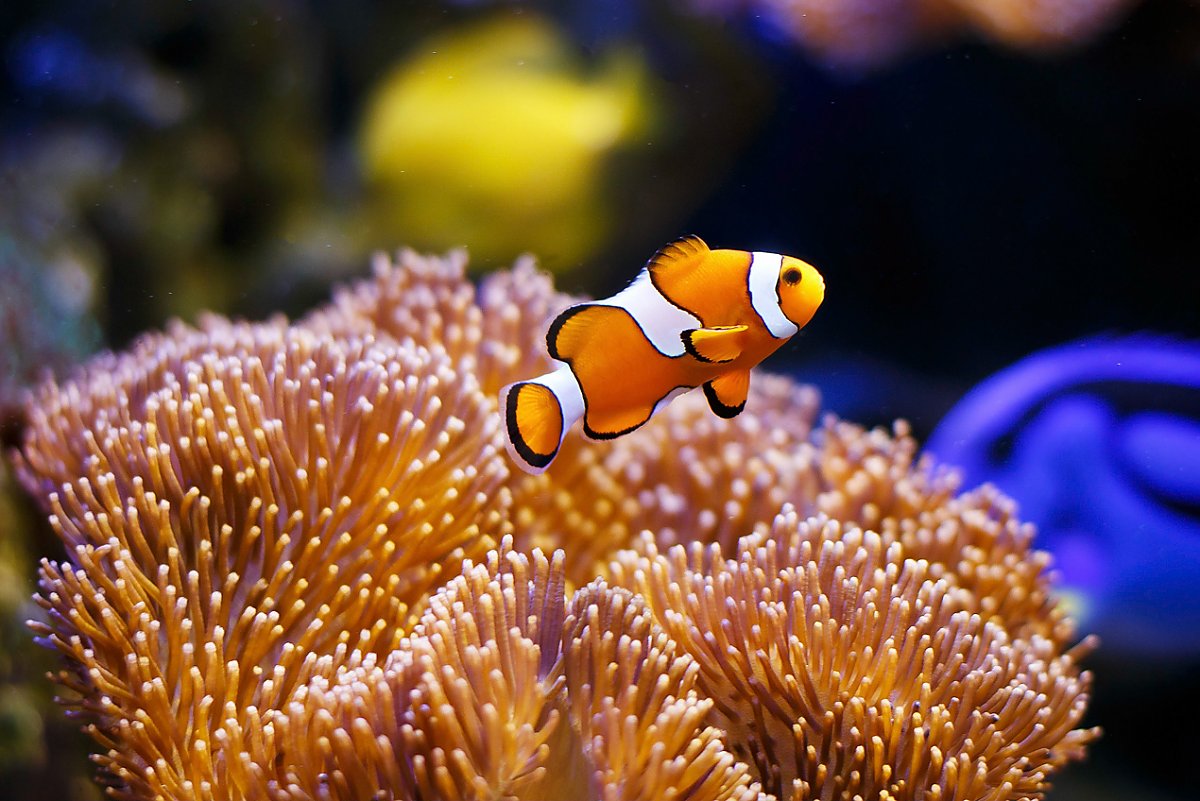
[681,325,748,364]
[703,370,750,418]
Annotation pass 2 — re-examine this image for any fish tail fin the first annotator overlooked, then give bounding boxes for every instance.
[500,376,578,474]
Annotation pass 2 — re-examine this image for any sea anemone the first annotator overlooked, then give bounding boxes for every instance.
[266,539,764,801]
[17,320,508,799]
[15,248,1096,800]
[299,248,573,399]
[610,516,1095,799]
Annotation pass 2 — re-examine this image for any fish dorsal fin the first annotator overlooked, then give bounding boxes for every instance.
[646,235,710,284]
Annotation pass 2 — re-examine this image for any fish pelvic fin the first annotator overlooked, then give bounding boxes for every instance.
[681,325,749,364]
[703,370,750,418]
[501,380,566,474]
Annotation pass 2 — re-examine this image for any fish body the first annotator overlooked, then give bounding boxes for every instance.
[501,236,824,473]
[358,15,651,268]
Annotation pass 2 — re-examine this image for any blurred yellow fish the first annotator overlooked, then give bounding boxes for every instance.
[359,14,651,269]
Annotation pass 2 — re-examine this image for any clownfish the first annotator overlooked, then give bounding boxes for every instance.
[500,235,825,474]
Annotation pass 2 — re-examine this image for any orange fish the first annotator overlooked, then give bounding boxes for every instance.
[500,236,825,474]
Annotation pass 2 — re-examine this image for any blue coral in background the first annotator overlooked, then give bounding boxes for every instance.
[0,223,102,426]
[927,336,1200,658]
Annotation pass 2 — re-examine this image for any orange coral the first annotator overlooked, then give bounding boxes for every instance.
[940,0,1140,49]
[19,324,507,799]
[15,247,1096,801]
[300,248,574,398]
[696,0,1141,69]
[610,518,1097,799]
[266,540,763,801]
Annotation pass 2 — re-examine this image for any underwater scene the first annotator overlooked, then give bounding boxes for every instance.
[1,1,1198,799]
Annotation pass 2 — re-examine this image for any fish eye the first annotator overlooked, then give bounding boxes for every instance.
[782,267,802,285]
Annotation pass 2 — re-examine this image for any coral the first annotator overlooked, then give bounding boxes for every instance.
[927,334,1200,655]
[274,543,573,800]
[940,0,1140,49]
[759,0,944,70]
[15,248,1095,800]
[266,540,763,801]
[694,0,1141,69]
[300,248,574,398]
[17,321,507,800]
[811,421,1074,645]
[610,517,1096,799]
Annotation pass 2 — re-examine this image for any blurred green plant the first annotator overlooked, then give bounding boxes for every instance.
[0,462,43,773]
[0,457,100,800]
